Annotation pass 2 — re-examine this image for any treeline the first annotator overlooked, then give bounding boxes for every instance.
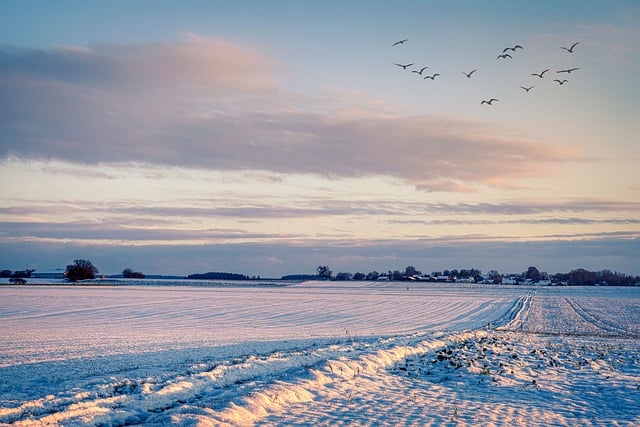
[3,261,639,286]
[122,268,145,279]
[187,272,253,280]
[0,269,34,278]
[551,268,639,286]
[281,274,320,281]
[311,265,484,282]
[309,265,640,286]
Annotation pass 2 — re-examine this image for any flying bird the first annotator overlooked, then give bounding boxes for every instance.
[557,67,580,74]
[503,45,523,52]
[520,85,534,92]
[554,79,568,85]
[394,62,414,70]
[462,69,477,78]
[497,53,512,60]
[424,73,440,80]
[481,98,499,105]
[531,69,550,78]
[561,42,579,53]
[412,66,429,75]
[392,39,408,46]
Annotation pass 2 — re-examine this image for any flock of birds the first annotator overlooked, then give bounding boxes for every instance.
[392,39,581,106]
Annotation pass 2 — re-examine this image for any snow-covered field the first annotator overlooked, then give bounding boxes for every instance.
[1,282,638,426]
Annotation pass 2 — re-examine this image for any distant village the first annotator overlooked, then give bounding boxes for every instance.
[283,265,640,287]
[2,261,639,286]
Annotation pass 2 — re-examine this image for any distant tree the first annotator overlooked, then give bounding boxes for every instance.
[353,272,365,281]
[390,270,402,281]
[316,265,333,280]
[551,271,569,284]
[122,268,145,279]
[459,268,482,280]
[568,268,597,285]
[65,259,98,282]
[335,272,352,281]
[487,270,502,284]
[525,266,541,282]
[404,266,421,277]
[1,269,12,278]
[366,271,380,281]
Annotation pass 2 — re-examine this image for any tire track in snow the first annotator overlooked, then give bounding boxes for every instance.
[2,331,501,425]
[171,297,530,425]
[195,330,487,426]
[0,340,371,425]
[257,330,640,426]
[564,298,636,338]
[495,293,534,331]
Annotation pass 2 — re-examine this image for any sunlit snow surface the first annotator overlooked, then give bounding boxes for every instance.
[1,281,639,426]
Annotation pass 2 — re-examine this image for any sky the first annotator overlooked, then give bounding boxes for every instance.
[1,1,639,277]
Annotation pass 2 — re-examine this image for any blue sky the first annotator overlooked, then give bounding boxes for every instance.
[1,1,639,277]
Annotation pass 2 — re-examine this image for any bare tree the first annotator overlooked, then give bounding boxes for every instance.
[316,265,333,280]
[65,259,98,282]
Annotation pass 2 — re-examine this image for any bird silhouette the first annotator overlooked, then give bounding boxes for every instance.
[481,98,499,105]
[557,67,580,74]
[561,42,579,53]
[412,66,429,75]
[531,69,550,78]
[554,79,568,85]
[462,69,477,78]
[520,86,534,92]
[424,73,440,80]
[503,45,523,52]
[394,62,414,70]
[497,53,512,60]
[393,39,408,46]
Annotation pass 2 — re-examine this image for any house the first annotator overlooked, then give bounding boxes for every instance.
[501,276,519,285]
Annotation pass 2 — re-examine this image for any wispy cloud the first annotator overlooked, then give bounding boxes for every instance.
[0,220,285,243]
[0,35,275,92]
[3,197,639,221]
[0,37,583,191]
[413,199,640,215]
[389,218,640,226]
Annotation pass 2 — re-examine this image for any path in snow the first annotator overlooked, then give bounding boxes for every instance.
[257,331,640,427]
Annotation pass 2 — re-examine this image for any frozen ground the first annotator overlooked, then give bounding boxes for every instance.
[0,282,638,426]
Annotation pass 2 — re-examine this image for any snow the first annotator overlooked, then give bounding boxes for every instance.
[1,282,638,426]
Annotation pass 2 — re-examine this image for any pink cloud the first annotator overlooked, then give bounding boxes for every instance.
[0,37,583,192]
